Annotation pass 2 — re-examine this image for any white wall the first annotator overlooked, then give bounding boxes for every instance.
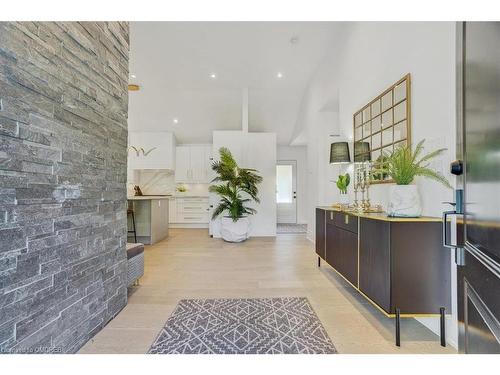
[277,146,308,224]
[211,130,277,237]
[295,22,458,347]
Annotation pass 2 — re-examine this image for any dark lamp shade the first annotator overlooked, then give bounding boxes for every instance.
[354,141,371,162]
[329,142,351,164]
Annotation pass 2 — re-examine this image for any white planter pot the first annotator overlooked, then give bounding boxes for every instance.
[387,184,422,217]
[339,194,349,205]
[220,216,251,242]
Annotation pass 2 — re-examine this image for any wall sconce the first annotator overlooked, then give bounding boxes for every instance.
[330,142,351,164]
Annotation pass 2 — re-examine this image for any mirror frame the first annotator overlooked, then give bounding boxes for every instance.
[353,73,412,184]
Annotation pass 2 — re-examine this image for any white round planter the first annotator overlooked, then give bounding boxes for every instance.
[339,193,349,205]
[220,216,251,242]
[387,184,422,217]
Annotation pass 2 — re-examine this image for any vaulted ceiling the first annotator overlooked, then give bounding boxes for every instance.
[128,22,337,145]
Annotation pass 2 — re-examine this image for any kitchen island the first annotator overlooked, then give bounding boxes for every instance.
[128,196,172,244]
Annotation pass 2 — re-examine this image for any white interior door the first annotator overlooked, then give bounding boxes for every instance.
[276,160,297,224]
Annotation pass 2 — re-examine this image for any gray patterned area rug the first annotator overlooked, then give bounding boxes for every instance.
[148,297,336,354]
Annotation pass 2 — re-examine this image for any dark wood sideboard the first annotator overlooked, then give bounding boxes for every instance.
[316,207,451,317]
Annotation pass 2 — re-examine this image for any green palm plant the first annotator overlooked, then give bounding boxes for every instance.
[372,139,452,188]
[209,147,263,222]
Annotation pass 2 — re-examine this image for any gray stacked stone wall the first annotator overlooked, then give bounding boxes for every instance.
[0,22,129,353]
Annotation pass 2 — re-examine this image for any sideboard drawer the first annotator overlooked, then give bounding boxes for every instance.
[334,212,358,233]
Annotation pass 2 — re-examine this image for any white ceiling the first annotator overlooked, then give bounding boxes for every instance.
[128,22,337,145]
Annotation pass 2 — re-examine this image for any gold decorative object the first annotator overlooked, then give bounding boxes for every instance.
[128,145,140,156]
[350,162,383,213]
[127,146,156,156]
[128,84,140,91]
[353,74,411,184]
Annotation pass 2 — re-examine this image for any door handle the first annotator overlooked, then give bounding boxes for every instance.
[442,210,457,249]
[442,209,465,266]
[442,188,465,265]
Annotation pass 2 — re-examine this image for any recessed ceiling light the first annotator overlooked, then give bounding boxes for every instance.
[130,74,136,79]
[173,118,179,124]
[210,73,217,79]
[290,36,299,44]
[276,72,284,79]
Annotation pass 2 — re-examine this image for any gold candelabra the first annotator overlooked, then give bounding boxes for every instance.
[333,162,382,213]
[353,162,376,212]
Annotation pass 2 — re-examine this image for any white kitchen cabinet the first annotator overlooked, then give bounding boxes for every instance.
[128,131,176,170]
[169,197,209,226]
[204,145,213,182]
[175,146,192,182]
[177,197,209,223]
[175,144,212,183]
[168,199,177,223]
[190,146,205,181]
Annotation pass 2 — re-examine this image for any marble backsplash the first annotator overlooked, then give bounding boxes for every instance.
[127,169,209,196]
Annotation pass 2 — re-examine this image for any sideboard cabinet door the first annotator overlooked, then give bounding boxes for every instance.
[315,209,325,259]
[325,223,358,286]
[337,228,358,286]
[325,222,338,269]
[359,218,391,313]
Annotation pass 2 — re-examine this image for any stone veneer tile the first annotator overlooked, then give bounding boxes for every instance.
[0,22,129,354]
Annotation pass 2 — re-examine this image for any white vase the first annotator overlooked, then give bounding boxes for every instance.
[339,194,349,205]
[387,184,422,217]
[220,216,251,242]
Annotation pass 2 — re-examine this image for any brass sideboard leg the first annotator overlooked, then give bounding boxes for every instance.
[395,308,401,347]
[440,307,446,347]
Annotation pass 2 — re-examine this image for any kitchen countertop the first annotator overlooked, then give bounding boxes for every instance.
[317,206,441,222]
[127,196,173,201]
[173,195,209,198]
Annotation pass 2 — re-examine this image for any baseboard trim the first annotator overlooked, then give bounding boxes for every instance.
[306,230,315,244]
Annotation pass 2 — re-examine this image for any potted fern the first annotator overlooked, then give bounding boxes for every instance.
[373,139,452,217]
[209,147,262,242]
[336,173,350,205]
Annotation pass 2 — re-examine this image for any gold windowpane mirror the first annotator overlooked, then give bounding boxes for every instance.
[353,74,411,183]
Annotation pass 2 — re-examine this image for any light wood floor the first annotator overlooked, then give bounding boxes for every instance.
[79,229,456,354]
